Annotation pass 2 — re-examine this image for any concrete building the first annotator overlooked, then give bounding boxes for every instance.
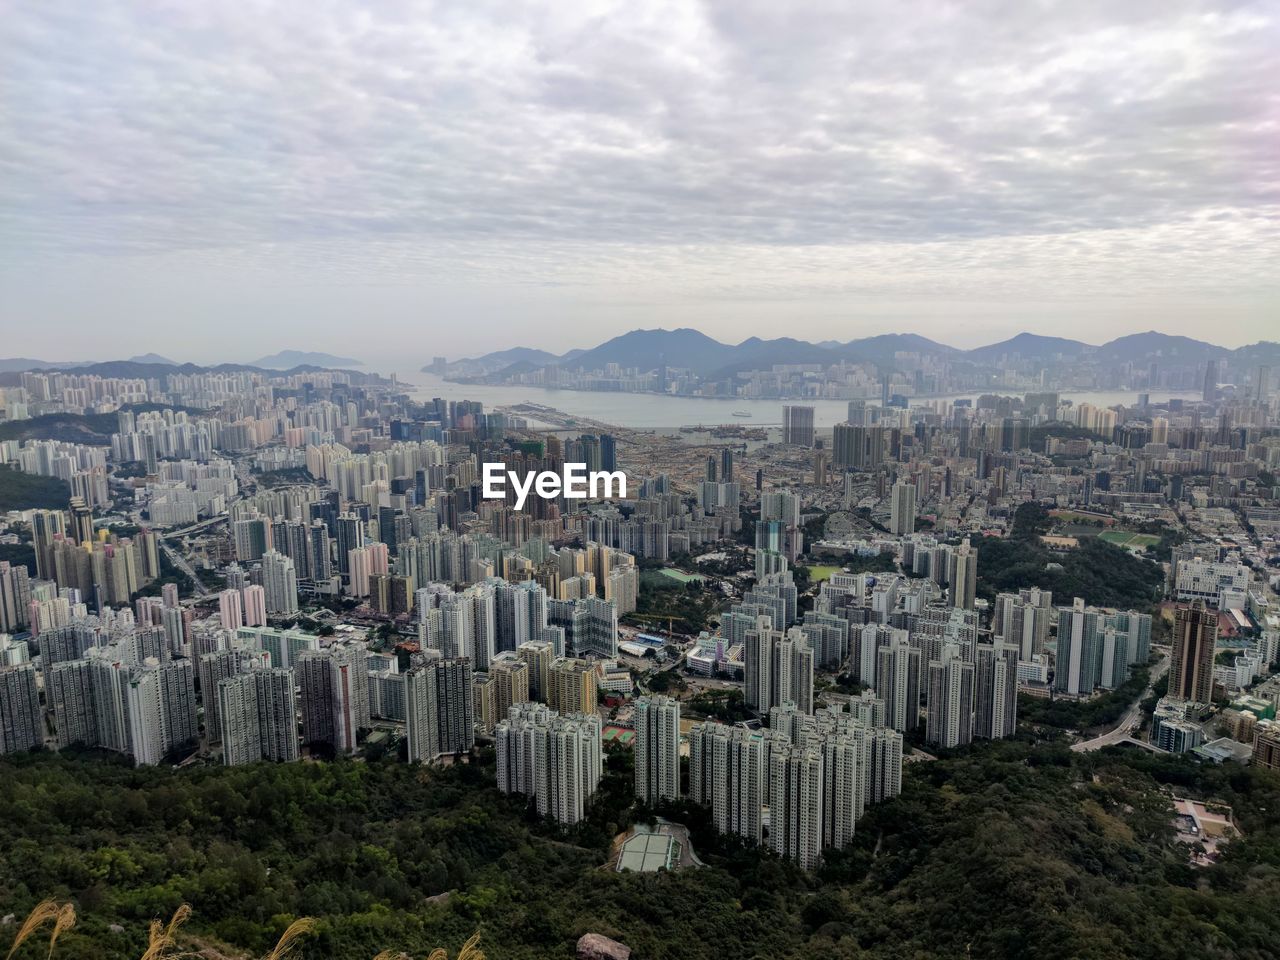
[634,695,680,806]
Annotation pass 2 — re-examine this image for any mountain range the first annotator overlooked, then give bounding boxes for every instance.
[429,328,1280,380]
[0,350,361,376]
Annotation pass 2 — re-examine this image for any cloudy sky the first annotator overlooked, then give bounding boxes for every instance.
[1,0,1276,367]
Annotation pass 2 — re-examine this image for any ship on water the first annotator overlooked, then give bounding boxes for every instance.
[732,411,752,417]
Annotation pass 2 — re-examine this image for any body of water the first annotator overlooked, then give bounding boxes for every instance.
[389,370,1200,430]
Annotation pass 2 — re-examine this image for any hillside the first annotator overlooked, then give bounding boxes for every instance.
[249,350,363,369]
[443,327,1277,380]
[1,742,1276,960]
[0,464,70,511]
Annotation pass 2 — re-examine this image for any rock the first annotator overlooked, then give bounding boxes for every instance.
[577,933,631,960]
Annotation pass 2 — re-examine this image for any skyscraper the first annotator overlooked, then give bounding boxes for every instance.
[634,695,680,806]
[688,721,767,843]
[768,745,823,870]
[495,704,602,826]
[298,641,370,754]
[876,638,922,732]
[926,645,975,748]
[743,618,814,716]
[1202,359,1219,402]
[1055,598,1102,696]
[947,538,977,610]
[781,405,815,447]
[889,479,917,536]
[974,643,1019,740]
[1169,601,1217,704]
[219,667,300,766]
[0,663,42,755]
[405,655,475,761]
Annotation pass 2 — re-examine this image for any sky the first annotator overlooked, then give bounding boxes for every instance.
[1,0,1277,368]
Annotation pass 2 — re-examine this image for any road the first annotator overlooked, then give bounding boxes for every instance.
[159,536,211,597]
[1071,653,1169,753]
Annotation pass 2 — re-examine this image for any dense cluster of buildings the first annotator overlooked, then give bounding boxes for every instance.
[1,351,1278,872]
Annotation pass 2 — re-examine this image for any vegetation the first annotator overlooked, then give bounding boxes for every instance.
[1028,422,1111,452]
[1019,666,1150,733]
[977,503,1163,609]
[131,551,193,601]
[686,688,752,723]
[0,465,70,512]
[254,468,315,488]
[0,405,204,444]
[0,542,37,574]
[631,573,724,634]
[2,740,1278,960]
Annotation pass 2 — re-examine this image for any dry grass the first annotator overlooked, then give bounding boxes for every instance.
[5,904,479,960]
[5,901,76,960]
[373,932,484,960]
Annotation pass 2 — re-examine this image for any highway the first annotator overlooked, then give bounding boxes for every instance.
[1071,652,1169,753]
[159,536,212,597]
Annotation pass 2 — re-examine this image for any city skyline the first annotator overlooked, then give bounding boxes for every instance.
[3,2,1277,360]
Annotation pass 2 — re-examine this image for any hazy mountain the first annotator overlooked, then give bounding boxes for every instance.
[1095,331,1225,363]
[429,346,563,377]
[250,350,362,369]
[425,327,1279,384]
[843,333,959,364]
[0,358,87,373]
[126,353,179,365]
[965,333,1090,361]
[565,328,733,375]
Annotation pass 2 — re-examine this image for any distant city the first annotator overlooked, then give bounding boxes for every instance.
[1,337,1276,886]
[4,0,1277,953]
[427,328,1280,403]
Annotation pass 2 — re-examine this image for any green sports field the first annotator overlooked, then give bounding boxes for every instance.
[802,564,842,583]
[1097,530,1160,549]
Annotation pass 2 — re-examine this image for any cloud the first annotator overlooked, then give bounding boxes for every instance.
[0,0,1276,359]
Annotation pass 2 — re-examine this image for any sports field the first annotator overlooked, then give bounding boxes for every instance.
[602,726,635,744]
[803,564,842,583]
[1097,530,1160,549]
[659,568,703,584]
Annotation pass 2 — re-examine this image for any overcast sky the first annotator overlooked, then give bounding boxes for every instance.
[1,1,1276,367]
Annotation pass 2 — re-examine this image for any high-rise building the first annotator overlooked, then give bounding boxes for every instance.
[947,538,977,610]
[298,641,370,754]
[0,561,32,633]
[926,645,975,748]
[634,695,680,806]
[781,405,815,447]
[243,584,267,626]
[157,658,198,754]
[495,704,602,825]
[218,588,244,630]
[261,550,298,617]
[1202,359,1219,402]
[0,663,42,755]
[974,643,1019,740]
[1055,598,1102,696]
[743,618,814,716]
[889,479,916,536]
[405,655,474,761]
[688,721,768,843]
[489,653,529,720]
[993,588,1053,661]
[517,639,555,702]
[768,745,823,870]
[876,638,922,732]
[549,657,597,713]
[125,665,165,766]
[219,667,299,765]
[1169,601,1217,704]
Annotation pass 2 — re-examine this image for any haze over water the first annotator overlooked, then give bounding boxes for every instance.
[392,370,1202,430]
